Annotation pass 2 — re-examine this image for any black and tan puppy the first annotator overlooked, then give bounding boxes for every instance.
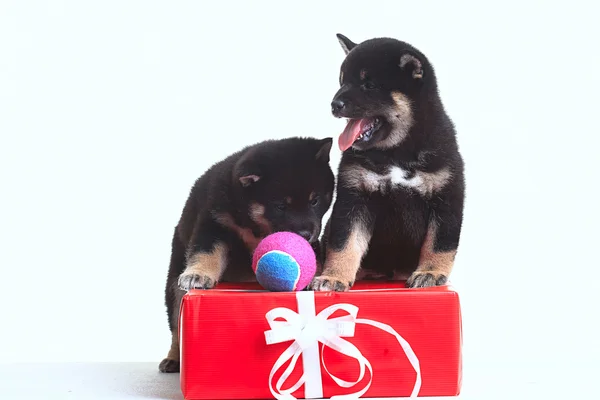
[159,137,335,373]
[310,34,465,292]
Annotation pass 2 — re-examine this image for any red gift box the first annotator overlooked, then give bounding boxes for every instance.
[179,281,462,399]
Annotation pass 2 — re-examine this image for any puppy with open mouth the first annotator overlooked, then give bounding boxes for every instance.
[310,34,465,291]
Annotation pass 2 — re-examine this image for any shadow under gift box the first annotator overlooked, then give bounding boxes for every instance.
[179,281,462,399]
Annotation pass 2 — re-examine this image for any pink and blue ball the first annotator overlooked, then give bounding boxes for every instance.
[252,232,317,292]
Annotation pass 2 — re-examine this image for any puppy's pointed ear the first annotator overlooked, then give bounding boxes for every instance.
[239,174,260,187]
[399,52,424,79]
[315,137,333,163]
[336,33,356,55]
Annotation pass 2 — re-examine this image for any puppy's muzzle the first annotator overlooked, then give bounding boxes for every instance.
[297,230,313,241]
[292,226,319,243]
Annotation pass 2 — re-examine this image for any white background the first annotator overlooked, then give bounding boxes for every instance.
[1,0,599,398]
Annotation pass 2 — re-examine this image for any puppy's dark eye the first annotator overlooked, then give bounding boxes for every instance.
[362,81,377,90]
[276,203,287,211]
[310,197,320,207]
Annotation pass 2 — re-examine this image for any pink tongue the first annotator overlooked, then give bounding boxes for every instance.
[338,119,371,151]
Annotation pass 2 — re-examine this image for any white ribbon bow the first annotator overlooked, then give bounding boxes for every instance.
[264,291,422,400]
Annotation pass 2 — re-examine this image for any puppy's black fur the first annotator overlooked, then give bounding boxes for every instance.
[159,137,335,372]
[310,35,465,292]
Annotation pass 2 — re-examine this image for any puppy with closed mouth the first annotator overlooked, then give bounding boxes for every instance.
[310,34,465,292]
[159,137,335,373]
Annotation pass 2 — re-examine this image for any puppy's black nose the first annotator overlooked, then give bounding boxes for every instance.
[297,230,313,241]
[331,99,346,114]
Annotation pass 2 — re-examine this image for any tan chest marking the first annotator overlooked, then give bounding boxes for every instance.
[213,212,263,252]
[340,164,452,197]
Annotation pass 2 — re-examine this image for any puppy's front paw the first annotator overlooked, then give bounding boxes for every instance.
[158,358,180,373]
[406,271,447,288]
[309,275,353,292]
[178,272,216,291]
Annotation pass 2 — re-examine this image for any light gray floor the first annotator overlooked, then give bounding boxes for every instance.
[0,363,183,400]
[0,362,594,399]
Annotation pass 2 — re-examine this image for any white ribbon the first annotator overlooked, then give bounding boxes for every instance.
[264,291,421,400]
